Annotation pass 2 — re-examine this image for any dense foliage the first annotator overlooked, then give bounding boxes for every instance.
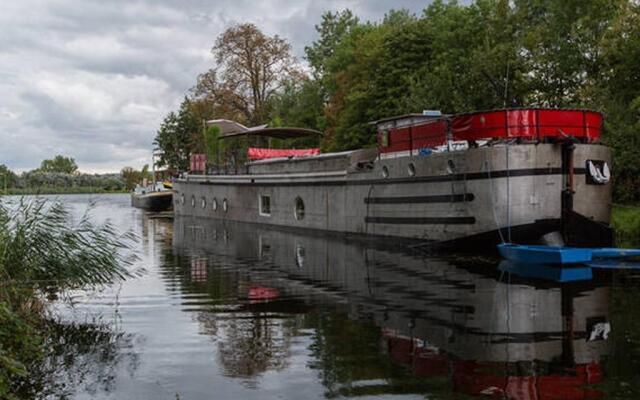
[0,165,125,195]
[155,0,640,202]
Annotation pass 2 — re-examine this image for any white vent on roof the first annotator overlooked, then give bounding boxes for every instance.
[422,110,442,117]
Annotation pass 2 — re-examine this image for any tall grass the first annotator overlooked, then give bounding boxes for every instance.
[0,197,138,398]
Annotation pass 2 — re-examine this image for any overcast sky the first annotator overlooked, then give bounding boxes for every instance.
[0,0,429,173]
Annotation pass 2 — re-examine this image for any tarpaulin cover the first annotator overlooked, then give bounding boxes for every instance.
[450,109,602,142]
[248,147,320,160]
[378,109,603,153]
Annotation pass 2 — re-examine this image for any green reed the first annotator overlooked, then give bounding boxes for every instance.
[0,197,138,399]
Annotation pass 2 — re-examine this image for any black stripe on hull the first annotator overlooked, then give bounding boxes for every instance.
[189,167,579,187]
[365,193,474,204]
[365,216,476,225]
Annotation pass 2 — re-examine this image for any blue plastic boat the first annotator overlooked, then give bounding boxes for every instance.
[498,243,640,265]
[591,248,640,259]
[497,244,593,264]
[586,260,640,270]
[498,260,593,282]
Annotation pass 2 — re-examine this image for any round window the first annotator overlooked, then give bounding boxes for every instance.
[222,198,228,213]
[407,163,416,177]
[294,197,305,220]
[180,193,185,205]
[191,195,196,207]
[381,165,389,178]
[201,197,206,209]
[212,198,218,211]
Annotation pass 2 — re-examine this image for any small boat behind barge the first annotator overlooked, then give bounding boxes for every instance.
[173,108,613,249]
[131,182,173,212]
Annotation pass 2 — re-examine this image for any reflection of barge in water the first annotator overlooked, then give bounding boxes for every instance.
[174,109,612,248]
[174,217,611,398]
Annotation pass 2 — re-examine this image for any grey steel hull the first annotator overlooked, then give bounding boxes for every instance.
[173,143,612,247]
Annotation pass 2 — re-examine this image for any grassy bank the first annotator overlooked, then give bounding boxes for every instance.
[0,198,136,398]
[3,187,128,195]
[612,204,640,246]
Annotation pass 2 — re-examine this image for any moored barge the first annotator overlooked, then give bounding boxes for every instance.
[173,108,613,248]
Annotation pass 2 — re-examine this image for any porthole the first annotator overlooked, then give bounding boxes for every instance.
[201,197,206,209]
[294,197,305,220]
[381,165,389,178]
[180,193,185,205]
[191,195,195,208]
[212,197,218,211]
[407,163,416,177]
[222,198,228,213]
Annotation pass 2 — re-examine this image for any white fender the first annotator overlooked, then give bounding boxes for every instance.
[602,162,611,182]
[588,160,610,184]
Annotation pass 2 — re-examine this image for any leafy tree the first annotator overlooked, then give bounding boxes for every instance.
[514,0,622,107]
[194,23,301,126]
[153,98,199,172]
[305,10,360,78]
[38,155,78,174]
[269,78,325,133]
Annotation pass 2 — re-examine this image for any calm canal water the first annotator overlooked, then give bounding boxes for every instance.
[37,194,640,399]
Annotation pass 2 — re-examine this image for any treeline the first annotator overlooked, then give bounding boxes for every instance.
[154,0,640,202]
[0,156,131,194]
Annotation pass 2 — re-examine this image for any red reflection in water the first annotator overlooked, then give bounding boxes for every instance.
[248,285,280,302]
[381,330,604,400]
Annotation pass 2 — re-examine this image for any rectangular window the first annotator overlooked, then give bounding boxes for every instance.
[259,194,271,216]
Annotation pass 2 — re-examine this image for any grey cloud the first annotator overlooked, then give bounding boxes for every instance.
[0,0,431,173]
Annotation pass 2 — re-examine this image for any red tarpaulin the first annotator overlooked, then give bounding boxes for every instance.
[248,147,320,160]
[378,109,603,154]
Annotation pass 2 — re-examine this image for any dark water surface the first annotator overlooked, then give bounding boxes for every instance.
[39,194,640,399]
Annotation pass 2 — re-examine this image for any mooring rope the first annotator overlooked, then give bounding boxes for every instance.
[506,143,512,243]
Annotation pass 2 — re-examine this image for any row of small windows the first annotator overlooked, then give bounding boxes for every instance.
[179,192,304,220]
[379,161,457,178]
[180,193,228,212]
